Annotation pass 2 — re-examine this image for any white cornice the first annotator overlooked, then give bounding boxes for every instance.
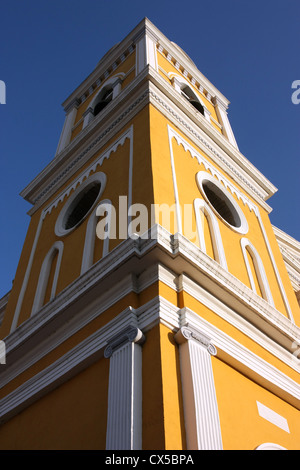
[2,226,300,370]
[0,293,299,427]
[60,17,229,114]
[21,70,275,216]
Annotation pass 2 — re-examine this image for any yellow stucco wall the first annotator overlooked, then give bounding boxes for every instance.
[212,357,300,450]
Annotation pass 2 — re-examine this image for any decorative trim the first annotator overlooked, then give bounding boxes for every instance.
[193,198,228,270]
[167,125,293,322]
[54,172,106,237]
[256,443,287,450]
[180,306,300,408]
[168,125,257,213]
[175,326,217,356]
[178,272,300,373]
[43,126,132,214]
[10,127,133,333]
[31,240,64,316]
[0,286,299,427]
[104,326,145,358]
[196,170,249,234]
[241,238,274,306]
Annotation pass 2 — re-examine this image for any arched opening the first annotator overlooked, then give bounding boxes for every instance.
[181,85,205,115]
[94,87,113,116]
[31,241,64,315]
[194,198,228,270]
[241,238,274,306]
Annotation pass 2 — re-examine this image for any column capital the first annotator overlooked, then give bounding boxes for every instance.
[175,325,217,356]
[104,326,145,358]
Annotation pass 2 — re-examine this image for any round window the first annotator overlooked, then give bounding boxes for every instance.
[55,173,106,236]
[64,182,101,230]
[196,171,248,234]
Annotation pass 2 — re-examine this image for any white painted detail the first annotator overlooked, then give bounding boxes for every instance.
[257,402,290,433]
[11,128,132,333]
[196,171,249,235]
[241,238,275,306]
[55,172,106,237]
[55,104,78,155]
[105,326,145,450]
[256,443,287,450]
[175,326,223,450]
[213,96,239,149]
[31,241,64,316]
[194,198,228,270]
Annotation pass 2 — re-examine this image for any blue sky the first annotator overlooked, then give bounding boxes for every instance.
[0,0,299,298]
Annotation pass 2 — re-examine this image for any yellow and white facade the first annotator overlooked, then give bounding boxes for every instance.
[0,18,300,450]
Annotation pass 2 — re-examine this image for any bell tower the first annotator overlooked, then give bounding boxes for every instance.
[0,18,299,451]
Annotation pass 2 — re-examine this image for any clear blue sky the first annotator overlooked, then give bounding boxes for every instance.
[0,0,299,298]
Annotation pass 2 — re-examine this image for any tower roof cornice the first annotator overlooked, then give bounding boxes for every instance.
[61,18,229,113]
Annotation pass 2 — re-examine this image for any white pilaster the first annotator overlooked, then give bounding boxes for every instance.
[213,96,239,149]
[175,326,223,450]
[105,326,145,450]
[55,98,79,155]
[135,30,158,75]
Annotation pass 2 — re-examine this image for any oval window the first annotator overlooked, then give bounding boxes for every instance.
[196,171,248,234]
[64,182,101,230]
[55,173,106,236]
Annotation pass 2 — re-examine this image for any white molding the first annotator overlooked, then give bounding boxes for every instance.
[0,307,141,425]
[11,127,133,333]
[7,226,300,366]
[168,125,257,214]
[31,240,64,316]
[54,171,107,237]
[147,77,276,204]
[21,75,275,216]
[167,125,293,322]
[55,101,79,155]
[196,170,249,235]
[0,289,299,428]
[180,306,300,408]
[1,291,299,435]
[241,238,275,306]
[168,73,211,122]
[178,273,300,373]
[193,198,228,270]
[255,443,287,450]
[21,68,276,214]
[213,95,239,149]
[83,73,125,129]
